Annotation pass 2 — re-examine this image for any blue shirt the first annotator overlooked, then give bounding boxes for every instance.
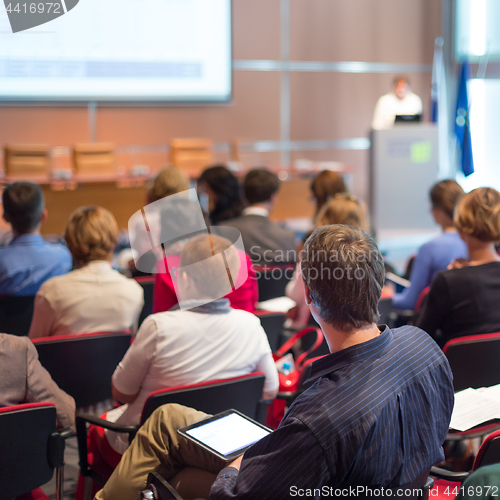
[211,325,454,499]
[0,234,72,296]
[392,232,468,310]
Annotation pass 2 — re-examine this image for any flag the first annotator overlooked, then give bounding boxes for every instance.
[431,37,450,177]
[455,61,474,177]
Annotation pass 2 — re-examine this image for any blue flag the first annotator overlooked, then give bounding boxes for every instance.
[455,62,474,176]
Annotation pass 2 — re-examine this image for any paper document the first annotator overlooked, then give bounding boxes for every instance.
[450,385,500,432]
[258,297,296,313]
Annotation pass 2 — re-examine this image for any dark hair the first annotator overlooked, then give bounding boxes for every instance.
[243,168,280,205]
[430,180,464,220]
[310,170,348,215]
[2,181,45,234]
[198,165,243,224]
[301,225,385,331]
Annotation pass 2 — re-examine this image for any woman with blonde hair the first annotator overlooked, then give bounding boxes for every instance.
[29,206,144,338]
[417,187,500,346]
[286,193,368,328]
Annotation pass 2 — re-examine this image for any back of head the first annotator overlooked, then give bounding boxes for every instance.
[430,179,464,220]
[2,181,44,234]
[310,170,348,214]
[316,193,369,232]
[301,225,385,331]
[148,166,190,203]
[180,233,239,299]
[244,168,279,205]
[198,165,243,223]
[454,187,500,243]
[65,206,118,266]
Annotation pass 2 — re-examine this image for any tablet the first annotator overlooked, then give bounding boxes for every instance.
[178,409,272,461]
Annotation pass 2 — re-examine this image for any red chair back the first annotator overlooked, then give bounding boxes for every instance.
[442,332,500,393]
[0,403,64,500]
[32,331,132,408]
[415,286,430,313]
[473,429,500,470]
[141,372,267,424]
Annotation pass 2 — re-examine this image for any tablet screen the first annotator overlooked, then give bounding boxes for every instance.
[184,412,271,457]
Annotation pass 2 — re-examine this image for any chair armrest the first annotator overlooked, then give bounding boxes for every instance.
[430,466,470,483]
[59,428,76,440]
[76,414,139,479]
[76,413,138,433]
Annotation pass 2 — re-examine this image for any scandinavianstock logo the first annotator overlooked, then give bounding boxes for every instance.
[3,0,79,33]
[129,189,247,311]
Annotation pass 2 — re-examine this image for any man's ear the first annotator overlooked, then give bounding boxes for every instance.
[303,279,312,305]
[40,208,48,224]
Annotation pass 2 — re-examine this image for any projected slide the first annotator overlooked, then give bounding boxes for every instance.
[0,0,231,101]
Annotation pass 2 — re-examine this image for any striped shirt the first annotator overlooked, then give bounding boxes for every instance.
[211,325,454,500]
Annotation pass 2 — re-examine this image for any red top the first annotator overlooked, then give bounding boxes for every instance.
[153,252,258,313]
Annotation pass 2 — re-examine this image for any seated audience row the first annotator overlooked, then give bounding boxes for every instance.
[392,180,468,310]
[79,233,279,498]
[95,225,454,500]
[417,187,500,346]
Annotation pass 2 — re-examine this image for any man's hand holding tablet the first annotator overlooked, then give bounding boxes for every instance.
[177,410,272,462]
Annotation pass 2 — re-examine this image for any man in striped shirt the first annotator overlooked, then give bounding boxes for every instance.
[96,225,454,500]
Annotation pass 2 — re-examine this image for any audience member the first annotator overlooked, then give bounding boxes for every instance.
[0,333,75,432]
[0,181,72,296]
[223,168,296,263]
[154,166,258,313]
[128,166,190,274]
[392,180,467,310]
[95,225,453,500]
[84,234,278,497]
[417,187,500,345]
[197,165,244,225]
[28,206,144,338]
[310,169,348,217]
[286,193,368,328]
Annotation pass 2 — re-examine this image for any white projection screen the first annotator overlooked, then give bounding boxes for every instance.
[0,0,232,102]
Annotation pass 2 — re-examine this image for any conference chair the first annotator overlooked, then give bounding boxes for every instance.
[0,403,66,500]
[72,143,116,177]
[76,373,268,499]
[134,275,155,327]
[32,331,132,408]
[443,332,500,441]
[169,138,213,174]
[254,262,295,302]
[0,294,35,336]
[254,310,286,351]
[4,143,51,178]
[431,429,500,486]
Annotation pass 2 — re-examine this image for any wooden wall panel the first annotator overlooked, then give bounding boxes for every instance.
[290,0,441,64]
[232,0,281,60]
[0,0,442,233]
[96,71,281,145]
